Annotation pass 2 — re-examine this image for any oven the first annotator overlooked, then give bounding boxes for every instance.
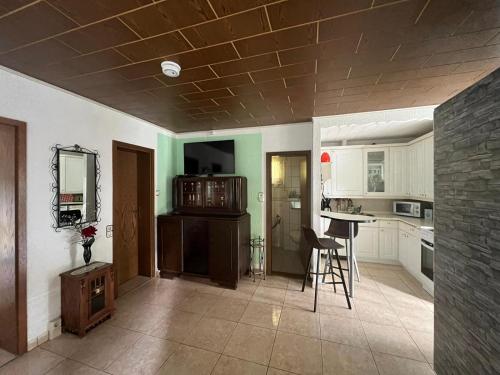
[420,228,434,282]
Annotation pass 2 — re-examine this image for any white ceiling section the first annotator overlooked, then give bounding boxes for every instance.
[315,106,436,143]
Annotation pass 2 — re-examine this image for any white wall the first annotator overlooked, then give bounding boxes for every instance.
[0,66,171,343]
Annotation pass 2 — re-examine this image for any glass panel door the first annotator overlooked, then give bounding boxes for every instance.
[366,149,388,193]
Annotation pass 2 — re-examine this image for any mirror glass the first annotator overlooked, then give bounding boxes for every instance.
[58,150,97,227]
[367,151,385,192]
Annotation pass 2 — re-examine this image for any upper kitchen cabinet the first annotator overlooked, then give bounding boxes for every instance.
[364,148,389,196]
[389,146,407,197]
[330,149,364,197]
[423,136,434,201]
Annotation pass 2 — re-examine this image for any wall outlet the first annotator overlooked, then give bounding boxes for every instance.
[48,318,62,340]
[257,192,265,202]
[106,225,113,238]
[37,331,49,346]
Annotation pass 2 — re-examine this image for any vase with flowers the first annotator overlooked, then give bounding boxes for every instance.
[75,223,97,265]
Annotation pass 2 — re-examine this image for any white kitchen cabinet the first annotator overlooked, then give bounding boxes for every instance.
[389,146,407,196]
[330,148,363,197]
[364,147,390,196]
[423,136,434,200]
[356,224,379,260]
[399,223,421,280]
[379,227,398,261]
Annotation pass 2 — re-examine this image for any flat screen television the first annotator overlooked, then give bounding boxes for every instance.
[184,140,235,175]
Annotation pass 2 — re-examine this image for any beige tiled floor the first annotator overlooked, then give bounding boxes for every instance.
[0,263,435,374]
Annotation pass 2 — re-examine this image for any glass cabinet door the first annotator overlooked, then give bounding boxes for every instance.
[366,149,387,193]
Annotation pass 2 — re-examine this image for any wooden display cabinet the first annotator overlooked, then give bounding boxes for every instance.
[60,262,115,337]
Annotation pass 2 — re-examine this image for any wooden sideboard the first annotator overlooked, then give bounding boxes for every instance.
[157,213,251,289]
[60,262,114,337]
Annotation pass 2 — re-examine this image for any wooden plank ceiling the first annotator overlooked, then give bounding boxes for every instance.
[0,0,499,132]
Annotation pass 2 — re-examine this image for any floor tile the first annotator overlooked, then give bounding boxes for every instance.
[278,307,320,338]
[0,348,64,375]
[283,289,317,311]
[223,323,276,365]
[222,282,257,301]
[252,287,286,305]
[269,331,322,375]
[157,344,219,375]
[397,309,434,333]
[322,340,378,375]
[109,303,171,333]
[45,359,108,374]
[148,309,202,342]
[69,325,142,369]
[320,314,369,349]
[408,329,434,364]
[176,292,218,315]
[206,296,249,322]
[260,276,290,290]
[182,317,236,353]
[212,355,267,375]
[362,322,426,362]
[0,349,16,367]
[373,352,435,374]
[105,335,178,375]
[40,333,84,358]
[240,301,282,329]
[354,300,402,327]
[266,369,295,375]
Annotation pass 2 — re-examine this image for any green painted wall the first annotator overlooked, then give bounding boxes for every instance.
[156,133,177,215]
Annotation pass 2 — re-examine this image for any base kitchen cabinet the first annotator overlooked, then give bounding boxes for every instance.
[356,223,379,260]
[398,223,421,280]
[379,226,398,261]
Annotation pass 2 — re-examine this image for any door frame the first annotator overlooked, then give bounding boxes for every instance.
[112,141,155,298]
[0,116,27,354]
[266,150,312,276]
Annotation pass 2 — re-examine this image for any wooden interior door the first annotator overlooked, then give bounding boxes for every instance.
[114,148,139,286]
[0,117,26,354]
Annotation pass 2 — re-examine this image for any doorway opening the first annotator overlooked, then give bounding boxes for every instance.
[112,141,155,298]
[266,151,311,276]
[0,116,27,357]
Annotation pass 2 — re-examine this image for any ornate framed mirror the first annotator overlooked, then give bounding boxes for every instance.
[51,144,101,230]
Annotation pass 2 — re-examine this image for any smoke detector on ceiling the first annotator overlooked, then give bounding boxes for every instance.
[161,61,181,78]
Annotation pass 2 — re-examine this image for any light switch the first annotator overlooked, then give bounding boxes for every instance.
[106,225,113,238]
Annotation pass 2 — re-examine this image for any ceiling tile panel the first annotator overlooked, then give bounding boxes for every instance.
[316,75,379,92]
[425,45,500,67]
[0,0,33,16]
[183,88,233,101]
[47,0,153,25]
[230,79,286,95]
[208,0,276,17]
[267,0,372,30]
[0,1,77,52]
[195,73,252,90]
[211,53,279,76]
[251,61,315,82]
[119,0,216,38]
[182,8,269,48]
[234,24,317,58]
[114,59,163,80]
[57,18,139,54]
[116,31,193,62]
[169,43,239,69]
[318,0,426,43]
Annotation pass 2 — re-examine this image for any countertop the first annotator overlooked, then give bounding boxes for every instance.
[320,211,377,223]
[322,211,433,230]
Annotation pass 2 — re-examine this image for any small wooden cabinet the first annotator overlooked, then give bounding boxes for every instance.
[60,262,115,337]
[157,213,251,289]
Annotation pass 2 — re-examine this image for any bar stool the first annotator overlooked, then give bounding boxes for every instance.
[301,226,352,312]
[323,219,361,283]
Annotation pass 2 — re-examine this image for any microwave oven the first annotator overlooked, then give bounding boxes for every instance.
[393,201,432,218]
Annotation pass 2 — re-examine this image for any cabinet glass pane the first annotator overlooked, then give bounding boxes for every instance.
[367,151,385,192]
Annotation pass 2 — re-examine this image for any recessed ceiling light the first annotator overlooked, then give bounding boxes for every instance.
[161,61,181,78]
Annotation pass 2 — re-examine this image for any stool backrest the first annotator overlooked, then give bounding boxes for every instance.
[301,226,323,249]
[325,219,358,239]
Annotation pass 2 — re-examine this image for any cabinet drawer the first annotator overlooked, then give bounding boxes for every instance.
[379,220,398,228]
[359,221,378,228]
[399,222,419,236]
